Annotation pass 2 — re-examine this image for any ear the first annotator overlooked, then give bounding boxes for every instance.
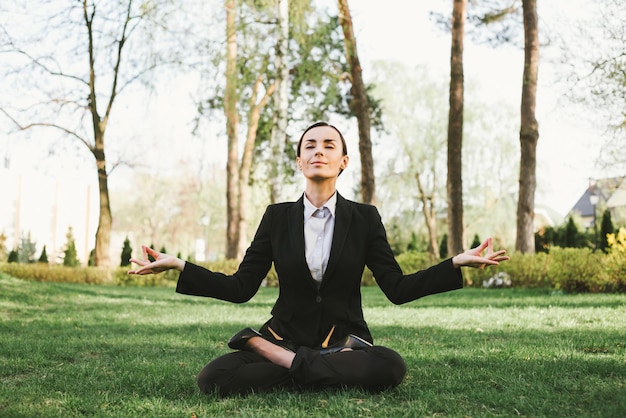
[340,155,349,171]
[296,157,302,170]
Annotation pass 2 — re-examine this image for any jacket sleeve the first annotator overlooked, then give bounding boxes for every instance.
[365,206,463,304]
[175,206,274,303]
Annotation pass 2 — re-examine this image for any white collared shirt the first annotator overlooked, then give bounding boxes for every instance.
[303,193,336,285]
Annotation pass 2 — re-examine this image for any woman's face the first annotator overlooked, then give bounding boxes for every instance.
[296,125,349,181]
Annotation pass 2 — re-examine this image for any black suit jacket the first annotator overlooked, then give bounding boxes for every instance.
[176,193,463,348]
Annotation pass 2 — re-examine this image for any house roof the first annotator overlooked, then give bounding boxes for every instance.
[570,176,626,217]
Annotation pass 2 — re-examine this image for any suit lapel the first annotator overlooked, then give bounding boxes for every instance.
[287,195,319,290]
[321,193,352,288]
[287,195,306,261]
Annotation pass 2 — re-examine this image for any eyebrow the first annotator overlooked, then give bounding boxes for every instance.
[304,138,338,144]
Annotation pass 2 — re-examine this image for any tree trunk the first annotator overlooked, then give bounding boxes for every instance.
[238,76,276,259]
[337,0,376,205]
[416,172,440,259]
[93,129,112,267]
[516,0,539,254]
[225,0,240,259]
[269,0,289,204]
[447,0,466,256]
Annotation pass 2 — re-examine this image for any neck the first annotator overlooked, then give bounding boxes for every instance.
[304,180,337,207]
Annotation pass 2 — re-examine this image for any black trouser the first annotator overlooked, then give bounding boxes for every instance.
[197,346,407,397]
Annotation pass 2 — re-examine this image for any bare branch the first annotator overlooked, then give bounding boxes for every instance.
[0,107,92,150]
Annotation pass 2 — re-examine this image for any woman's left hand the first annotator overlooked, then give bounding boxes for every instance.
[451,237,510,269]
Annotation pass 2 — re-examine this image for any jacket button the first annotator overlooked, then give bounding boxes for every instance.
[315,296,322,303]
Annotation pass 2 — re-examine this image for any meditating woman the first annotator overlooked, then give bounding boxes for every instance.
[128,121,509,396]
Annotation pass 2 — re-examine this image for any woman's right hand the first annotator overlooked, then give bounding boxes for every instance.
[128,245,185,275]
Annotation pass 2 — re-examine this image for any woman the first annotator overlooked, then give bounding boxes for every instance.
[128,121,509,396]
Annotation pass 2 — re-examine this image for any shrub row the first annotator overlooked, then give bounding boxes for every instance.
[461,247,626,293]
[1,247,624,293]
[0,263,112,285]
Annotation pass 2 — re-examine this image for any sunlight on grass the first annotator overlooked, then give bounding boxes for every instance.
[1,274,624,417]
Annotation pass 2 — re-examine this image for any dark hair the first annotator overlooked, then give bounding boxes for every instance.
[296,121,348,157]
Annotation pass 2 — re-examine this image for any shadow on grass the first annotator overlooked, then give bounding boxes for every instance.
[1,276,625,416]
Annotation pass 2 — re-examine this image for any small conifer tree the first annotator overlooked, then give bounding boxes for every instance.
[62,227,79,267]
[38,245,49,263]
[564,217,579,248]
[8,249,18,263]
[471,233,481,249]
[18,232,37,263]
[120,237,132,267]
[148,242,156,262]
[439,234,448,259]
[599,210,614,253]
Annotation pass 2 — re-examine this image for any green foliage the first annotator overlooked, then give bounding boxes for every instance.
[148,242,156,262]
[114,258,244,287]
[88,249,96,266]
[37,245,48,264]
[8,249,18,263]
[3,245,623,293]
[0,231,7,262]
[113,267,178,287]
[470,233,481,248]
[547,248,608,292]
[535,216,595,252]
[565,216,580,248]
[120,237,132,267]
[406,232,419,252]
[18,232,37,263]
[439,234,448,259]
[0,263,112,284]
[62,227,79,267]
[462,247,625,293]
[599,209,614,252]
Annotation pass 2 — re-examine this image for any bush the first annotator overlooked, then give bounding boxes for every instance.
[113,258,244,287]
[0,263,112,285]
[547,247,608,292]
[361,252,436,286]
[2,246,624,293]
[120,237,132,267]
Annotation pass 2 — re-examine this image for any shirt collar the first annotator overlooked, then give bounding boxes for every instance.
[303,192,337,219]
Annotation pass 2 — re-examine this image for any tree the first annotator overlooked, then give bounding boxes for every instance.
[120,236,132,267]
[18,232,37,264]
[371,62,448,259]
[38,245,48,264]
[224,0,240,259]
[564,217,579,248]
[0,1,189,266]
[515,0,539,254]
[599,210,614,253]
[8,249,18,263]
[447,0,467,255]
[337,0,376,204]
[203,0,352,258]
[268,0,289,204]
[63,227,79,267]
[439,234,449,259]
[560,0,625,173]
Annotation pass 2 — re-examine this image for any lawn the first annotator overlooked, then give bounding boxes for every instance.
[1,272,625,417]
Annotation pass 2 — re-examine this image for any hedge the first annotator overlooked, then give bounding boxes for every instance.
[1,246,624,293]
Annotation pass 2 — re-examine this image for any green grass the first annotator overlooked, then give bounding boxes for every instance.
[1,272,625,417]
